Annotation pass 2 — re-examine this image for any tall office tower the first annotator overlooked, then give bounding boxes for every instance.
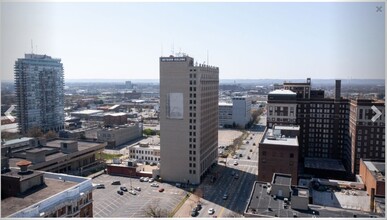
[159,55,219,185]
[348,99,385,175]
[15,54,64,134]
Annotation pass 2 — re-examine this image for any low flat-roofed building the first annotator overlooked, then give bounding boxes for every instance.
[103,112,128,126]
[128,142,160,164]
[258,126,299,185]
[7,139,106,175]
[359,159,385,197]
[244,181,383,218]
[1,137,38,156]
[291,187,309,210]
[97,123,142,148]
[270,173,292,198]
[1,167,93,218]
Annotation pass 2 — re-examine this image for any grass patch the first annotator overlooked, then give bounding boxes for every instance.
[96,152,123,160]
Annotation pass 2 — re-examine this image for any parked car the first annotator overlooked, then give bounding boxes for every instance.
[239,153,243,157]
[139,177,145,182]
[247,156,251,160]
[150,183,159,187]
[129,190,137,195]
[94,184,105,189]
[149,178,154,183]
[233,155,238,159]
[253,143,256,146]
[158,188,165,192]
[233,161,238,166]
[222,193,228,200]
[144,177,150,182]
[208,208,215,215]
[191,210,198,217]
[112,181,121,185]
[196,203,202,211]
[117,190,123,195]
[134,186,141,191]
[120,186,128,191]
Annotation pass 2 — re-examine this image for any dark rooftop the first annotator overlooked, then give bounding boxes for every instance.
[304,157,346,172]
[273,173,292,186]
[1,168,42,181]
[245,181,383,218]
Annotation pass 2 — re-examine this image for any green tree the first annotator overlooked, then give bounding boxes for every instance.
[143,128,156,136]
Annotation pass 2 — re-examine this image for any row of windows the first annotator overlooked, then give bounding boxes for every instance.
[261,151,294,158]
[130,150,154,155]
[131,155,160,161]
[189,170,196,174]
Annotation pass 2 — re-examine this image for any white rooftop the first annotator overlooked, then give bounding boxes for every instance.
[3,137,34,146]
[71,109,103,115]
[219,102,233,106]
[269,89,296,95]
[262,129,298,146]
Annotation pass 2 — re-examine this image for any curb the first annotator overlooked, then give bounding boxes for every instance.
[170,193,191,217]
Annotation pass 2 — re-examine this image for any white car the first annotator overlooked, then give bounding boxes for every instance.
[233,161,238,166]
[150,183,159,187]
[134,186,141,191]
[129,190,137,195]
[208,208,215,215]
[149,178,154,183]
[233,155,238,159]
[144,177,150,182]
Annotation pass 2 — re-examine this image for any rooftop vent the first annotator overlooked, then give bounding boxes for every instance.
[16,160,32,174]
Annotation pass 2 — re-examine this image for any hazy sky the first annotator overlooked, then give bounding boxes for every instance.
[1,2,385,81]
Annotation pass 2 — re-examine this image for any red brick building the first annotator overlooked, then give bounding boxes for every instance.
[258,125,299,185]
[359,159,385,197]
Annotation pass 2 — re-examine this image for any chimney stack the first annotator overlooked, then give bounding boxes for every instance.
[16,160,32,174]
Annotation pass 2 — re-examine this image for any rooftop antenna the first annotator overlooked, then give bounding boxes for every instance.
[31,40,34,54]
[207,50,209,65]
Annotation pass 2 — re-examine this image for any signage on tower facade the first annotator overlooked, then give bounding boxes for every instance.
[160,57,187,62]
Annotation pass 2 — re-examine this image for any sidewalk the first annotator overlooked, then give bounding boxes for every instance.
[173,164,224,217]
[173,193,201,217]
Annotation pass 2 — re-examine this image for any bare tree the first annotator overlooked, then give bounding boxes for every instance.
[44,130,58,140]
[27,127,44,138]
[142,200,170,217]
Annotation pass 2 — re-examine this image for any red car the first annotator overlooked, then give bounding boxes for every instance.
[158,188,165,192]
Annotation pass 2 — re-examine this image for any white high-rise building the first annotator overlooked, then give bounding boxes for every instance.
[15,54,64,134]
[159,55,219,185]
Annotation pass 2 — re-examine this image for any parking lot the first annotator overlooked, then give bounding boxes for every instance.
[92,174,187,217]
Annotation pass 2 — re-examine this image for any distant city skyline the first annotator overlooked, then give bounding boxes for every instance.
[1,2,385,81]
